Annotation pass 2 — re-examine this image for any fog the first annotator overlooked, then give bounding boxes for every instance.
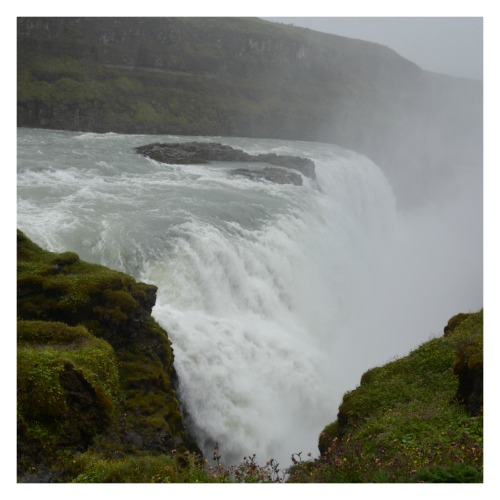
[263,17,483,80]
[249,18,483,391]
[331,165,483,392]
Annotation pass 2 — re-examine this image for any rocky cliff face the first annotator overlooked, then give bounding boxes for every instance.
[17,230,198,481]
[17,17,420,82]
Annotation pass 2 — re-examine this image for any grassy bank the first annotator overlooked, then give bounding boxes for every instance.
[288,311,483,482]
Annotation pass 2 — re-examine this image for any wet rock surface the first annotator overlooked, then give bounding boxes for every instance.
[231,166,303,186]
[135,141,316,185]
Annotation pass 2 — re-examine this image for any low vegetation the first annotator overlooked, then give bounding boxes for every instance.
[288,311,483,482]
[17,52,334,141]
[17,230,194,481]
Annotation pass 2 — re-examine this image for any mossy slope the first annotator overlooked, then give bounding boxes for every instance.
[288,311,483,483]
[17,230,196,481]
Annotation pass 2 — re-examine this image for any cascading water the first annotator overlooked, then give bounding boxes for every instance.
[17,128,482,467]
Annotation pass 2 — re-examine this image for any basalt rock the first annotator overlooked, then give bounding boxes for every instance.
[135,141,316,184]
[453,331,483,416]
[231,166,303,186]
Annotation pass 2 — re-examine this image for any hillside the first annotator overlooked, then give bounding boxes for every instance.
[17,230,199,481]
[288,311,483,483]
[17,17,482,206]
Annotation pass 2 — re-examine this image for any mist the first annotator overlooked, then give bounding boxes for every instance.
[324,74,483,393]
[263,17,483,80]
[327,167,482,395]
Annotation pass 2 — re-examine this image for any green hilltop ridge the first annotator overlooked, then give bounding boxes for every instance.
[17,230,483,482]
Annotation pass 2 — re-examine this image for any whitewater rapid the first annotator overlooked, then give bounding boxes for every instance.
[17,128,483,466]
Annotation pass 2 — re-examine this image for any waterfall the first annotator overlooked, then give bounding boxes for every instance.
[17,128,483,467]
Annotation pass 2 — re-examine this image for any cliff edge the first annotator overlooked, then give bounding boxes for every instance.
[17,230,198,482]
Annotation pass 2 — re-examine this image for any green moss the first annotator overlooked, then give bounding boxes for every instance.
[414,463,483,483]
[451,313,483,415]
[289,310,483,483]
[71,451,221,483]
[318,422,340,456]
[17,347,68,416]
[119,358,169,386]
[359,366,382,385]
[17,320,120,475]
[17,321,119,419]
[17,230,137,325]
[18,319,92,344]
[453,333,483,373]
[17,230,193,479]
[444,312,470,336]
[53,251,80,266]
[92,304,129,326]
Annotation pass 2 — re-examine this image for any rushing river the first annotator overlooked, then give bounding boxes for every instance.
[17,127,483,466]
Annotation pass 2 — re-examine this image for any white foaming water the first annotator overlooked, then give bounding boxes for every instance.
[17,128,483,467]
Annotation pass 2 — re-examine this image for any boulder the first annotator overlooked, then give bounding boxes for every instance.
[136,141,316,184]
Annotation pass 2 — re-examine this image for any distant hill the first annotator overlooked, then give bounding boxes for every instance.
[17,17,482,206]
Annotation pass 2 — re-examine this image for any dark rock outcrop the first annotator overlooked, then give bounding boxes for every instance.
[443,313,470,336]
[136,141,249,164]
[135,141,315,185]
[453,333,483,416]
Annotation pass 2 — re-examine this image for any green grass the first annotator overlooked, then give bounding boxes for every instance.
[16,29,345,141]
[288,311,483,482]
[16,230,193,479]
[17,320,119,418]
[70,451,229,483]
[17,319,120,474]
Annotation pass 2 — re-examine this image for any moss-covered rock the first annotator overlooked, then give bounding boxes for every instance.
[443,312,470,336]
[452,326,483,416]
[17,320,119,475]
[17,230,198,481]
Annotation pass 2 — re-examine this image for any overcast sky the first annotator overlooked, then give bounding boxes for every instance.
[262,17,483,80]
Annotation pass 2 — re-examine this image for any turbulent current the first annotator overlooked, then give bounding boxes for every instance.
[17,128,483,466]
